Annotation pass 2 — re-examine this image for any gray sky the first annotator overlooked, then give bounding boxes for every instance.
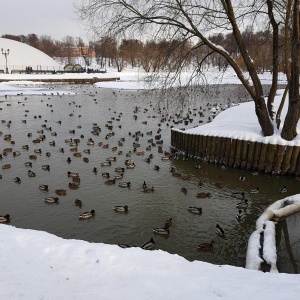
[1,0,88,41]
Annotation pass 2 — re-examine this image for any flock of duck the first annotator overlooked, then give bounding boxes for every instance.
[0,85,292,258]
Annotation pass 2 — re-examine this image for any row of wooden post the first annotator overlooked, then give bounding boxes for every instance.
[171,130,300,176]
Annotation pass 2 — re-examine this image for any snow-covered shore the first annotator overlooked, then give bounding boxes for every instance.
[1,68,300,299]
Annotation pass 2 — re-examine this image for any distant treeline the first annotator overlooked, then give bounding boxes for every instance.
[1,29,286,73]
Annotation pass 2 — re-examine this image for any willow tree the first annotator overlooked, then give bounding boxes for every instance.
[77,0,299,140]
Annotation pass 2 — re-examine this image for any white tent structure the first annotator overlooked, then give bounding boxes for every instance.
[0,38,60,73]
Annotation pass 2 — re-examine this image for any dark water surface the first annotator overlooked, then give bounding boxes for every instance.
[0,83,299,272]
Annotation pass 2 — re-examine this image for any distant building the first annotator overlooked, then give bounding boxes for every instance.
[0,38,60,73]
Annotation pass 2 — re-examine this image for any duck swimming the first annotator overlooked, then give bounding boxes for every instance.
[239,175,246,181]
[195,192,211,198]
[113,205,128,212]
[105,178,116,185]
[187,207,202,214]
[215,224,226,236]
[79,210,95,219]
[38,184,49,191]
[0,214,11,223]
[101,161,111,167]
[279,186,287,193]
[55,189,66,196]
[164,218,173,227]
[231,191,245,199]
[28,170,36,177]
[75,199,82,208]
[197,240,214,252]
[236,209,244,220]
[249,187,259,194]
[118,182,131,188]
[14,177,21,184]
[141,238,156,250]
[44,197,59,204]
[153,224,170,235]
[236,199,248,209]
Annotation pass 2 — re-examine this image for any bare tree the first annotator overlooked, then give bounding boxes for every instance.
[77,0,298,139]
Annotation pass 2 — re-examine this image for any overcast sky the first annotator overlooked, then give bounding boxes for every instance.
[0,0,88,41]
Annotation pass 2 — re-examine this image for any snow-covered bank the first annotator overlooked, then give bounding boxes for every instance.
[0,224,299,300]
[246,194,300,273]
[178,89,300,147]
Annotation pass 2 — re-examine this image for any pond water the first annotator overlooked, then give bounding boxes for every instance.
[0,83,299,272]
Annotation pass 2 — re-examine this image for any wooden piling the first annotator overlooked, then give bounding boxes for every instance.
[240,140,249,169]
[202,135,208,160]
[252,142,262,171]
[223,138,231,166]
[288,146,300,175]
[272,145,286,174]
[228,138,237,167]
[214,136,222,164]
[281,145,294,174]
[210,136,217,163]
[219,137,227,165]
[246,141,256,170]
[205,136,212,162]
[265,144,277,173]
[234,139,242,168]
[258,143,268,171]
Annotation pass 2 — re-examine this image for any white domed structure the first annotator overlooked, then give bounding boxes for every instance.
[0,38,60,73]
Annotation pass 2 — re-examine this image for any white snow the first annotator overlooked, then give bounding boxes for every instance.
[1,67,300,299]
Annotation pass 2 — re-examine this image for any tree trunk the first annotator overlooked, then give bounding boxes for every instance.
[256,97,275,136]
[281,0,300,141]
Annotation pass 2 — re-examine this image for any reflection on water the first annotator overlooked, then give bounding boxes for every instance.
[0,84,299,272]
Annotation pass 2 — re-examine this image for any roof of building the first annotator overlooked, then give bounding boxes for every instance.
[0,38,60,72]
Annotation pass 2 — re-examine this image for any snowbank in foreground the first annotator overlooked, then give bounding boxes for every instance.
[0,225,299,300]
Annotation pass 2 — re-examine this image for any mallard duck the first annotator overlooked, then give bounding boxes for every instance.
[187,206,202,214]
[83,157,89,163]
[101,161,111,167]
[250,187,259,194]
[2,164,11,170]
[75,199,82,208]
[14,177,21,184]
[93,167,98,173]
[195,192,211,198]
[143,186,155,193]
[126,163,135,169]
[28,170,36,177]
[113,205,128,212]
[68,171,79,178]
[83,149,91,154]
[279,186,287,193]
[106,156,117,162]
[239,175,246,181]
[118,243,137,249]
[13,151,21,157]
[215,224,226,236]
[114,173,123,179]
[105,178,116,185]
[79,210,95,219]
[55,189,66,196]
[67,157,72,163]
[181,187,188,194]
[38,184,49,191]
[153,223,170,235]
[197,240,214,252]
[25,162,32,167]
[231,192,245,199]
[164,218,173,227]
[118,182,131,188]
[0,214,11,223]
[236,199,248,209]
[69,182,80,189]
[141,238,156,250]
[154,165,160,171]
[42,165,50,171]
[236,209,244,220]
[251,171,259,176]
[102,172,110,178]
[44,197,59,204]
